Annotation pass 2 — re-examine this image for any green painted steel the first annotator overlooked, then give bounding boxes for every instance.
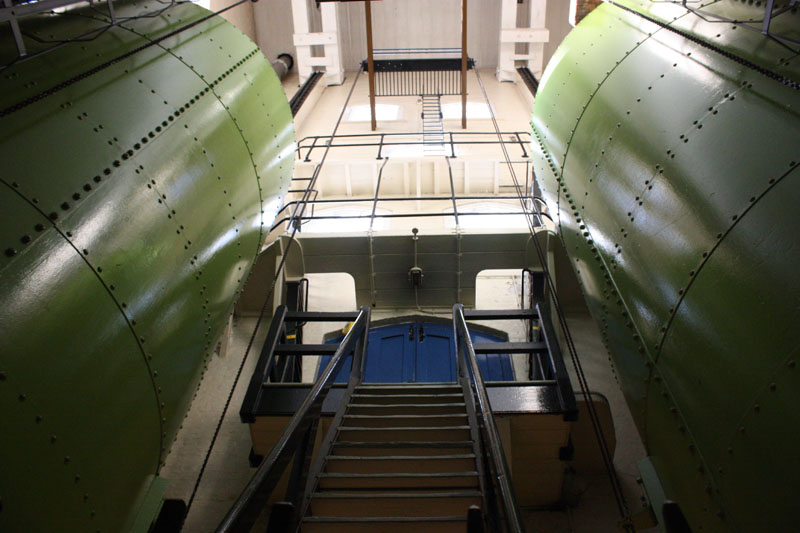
[531,1,799,531]
[0,1,294,530]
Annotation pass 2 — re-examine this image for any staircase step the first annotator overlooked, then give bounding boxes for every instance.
[347,403,466,416]
[342,414,468,428]
[318,471,479,490]
[309,491,481,517]
[332,441,474,456]
[357,383,460,393]
[324,454,476,474]
[351,393,463,404]
[337,426,471,442]
[301,515,467,533]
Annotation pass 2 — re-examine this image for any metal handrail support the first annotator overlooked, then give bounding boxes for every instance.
[453,304,526,532]
[536,302,578,420]
[218,305,372,532]
[240,305,288,424]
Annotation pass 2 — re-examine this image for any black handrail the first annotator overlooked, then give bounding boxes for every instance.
[453,304,525,532]
[217,305,371,532]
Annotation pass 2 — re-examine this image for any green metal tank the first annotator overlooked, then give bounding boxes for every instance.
[0,1,294,530]
[531,1,799,530]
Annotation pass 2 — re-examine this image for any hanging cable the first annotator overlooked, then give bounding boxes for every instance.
[185,66,365,519]
[472,68,634,530]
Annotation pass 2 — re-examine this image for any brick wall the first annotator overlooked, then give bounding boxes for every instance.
[575,0,603,24]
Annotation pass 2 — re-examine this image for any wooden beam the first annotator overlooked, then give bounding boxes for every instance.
[365,0,377,131]
[461,0,468,129]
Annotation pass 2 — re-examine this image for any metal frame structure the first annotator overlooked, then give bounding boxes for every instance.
[453,304,577,531]
[232,303,577,531]
[273,168,545,235]
[280,128,547,234]
[295,131,532,161]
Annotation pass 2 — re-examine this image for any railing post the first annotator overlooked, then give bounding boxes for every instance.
[303,136,318,162]
[516,132,528,158]
[240,306,288,423]
[351,305,371,381]
[265,501,294,532]
[467,505,484,533]
[283,418,319,518]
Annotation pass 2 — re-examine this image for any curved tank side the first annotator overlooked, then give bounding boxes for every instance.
[531,1,800,530]
[0,1,294,530]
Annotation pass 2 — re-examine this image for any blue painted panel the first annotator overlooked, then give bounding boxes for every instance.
[470,330,515,381]
[415,324,456,382]
[364,324,412,383]
[318,321,515,383]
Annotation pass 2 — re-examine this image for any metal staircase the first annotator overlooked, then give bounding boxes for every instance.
[299,382,481,531]
[421,95,445,156]
[225,302,579,532]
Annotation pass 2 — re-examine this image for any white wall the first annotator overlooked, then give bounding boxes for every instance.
[252,0,295,64]
[210,0,256,42]
[543,0,572,71]
[321,0,502,71]
[219,1,571,77]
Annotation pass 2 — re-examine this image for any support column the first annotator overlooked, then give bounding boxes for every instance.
[496,0,549,82]
[528,0,548,78]
[461,0,468,129]
[365,0,376,131]
[292,0,345,86]
[320,2,344,85]
[496,0,516,82]
[291,0,313,85]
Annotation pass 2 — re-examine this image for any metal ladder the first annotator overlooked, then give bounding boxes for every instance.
[421,94,446,156]
[298,382,484,532]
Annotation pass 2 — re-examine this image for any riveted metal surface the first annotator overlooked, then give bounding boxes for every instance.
[0,184,162,532]
[0,1,294,530]
[532,1,800,530]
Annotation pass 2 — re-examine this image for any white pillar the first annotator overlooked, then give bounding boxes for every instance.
[291,0,313,85]
[496,0,549,82]
[292,0,344,86]
[496,0,517,82]
[529,0,548,78]
[320,2,344,85]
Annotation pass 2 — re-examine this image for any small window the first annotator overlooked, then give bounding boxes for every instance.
[345,104,402,122]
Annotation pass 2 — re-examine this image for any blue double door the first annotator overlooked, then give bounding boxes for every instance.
[320,321,514,383]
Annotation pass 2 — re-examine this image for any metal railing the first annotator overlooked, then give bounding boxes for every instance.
[296,131,531,161]
[453,303,525,532]
[219,305,371,532]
